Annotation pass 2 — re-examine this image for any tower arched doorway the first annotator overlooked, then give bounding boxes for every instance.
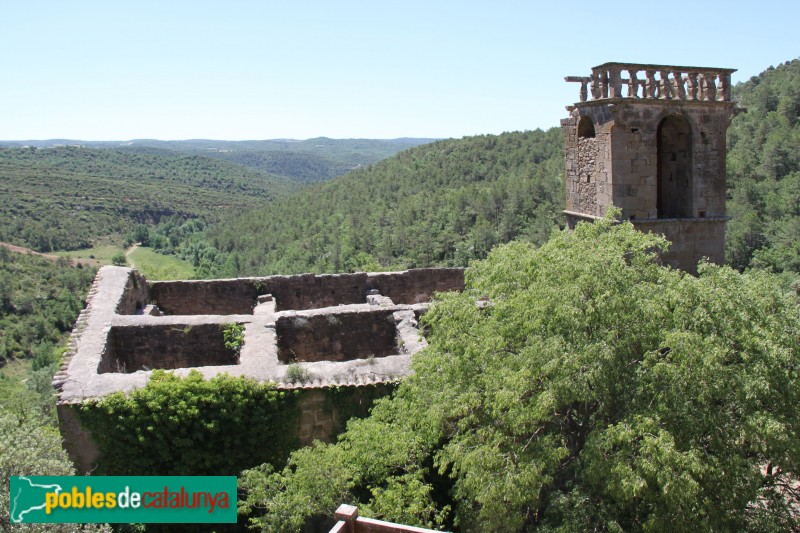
[657,115,692,218]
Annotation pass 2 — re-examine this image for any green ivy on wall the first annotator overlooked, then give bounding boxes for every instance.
[323,383,398,429]
[78,370,300,476]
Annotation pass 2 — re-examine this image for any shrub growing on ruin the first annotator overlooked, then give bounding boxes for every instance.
[222,322,245,356]
[285,363,309,384]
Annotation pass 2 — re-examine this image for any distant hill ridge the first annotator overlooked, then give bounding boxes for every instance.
[0,137,437,150]
[0,136,435,252]
[0,137,437,184]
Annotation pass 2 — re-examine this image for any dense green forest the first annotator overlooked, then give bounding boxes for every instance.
[0,248,95,366]
[202,150,354,183]
[0,146,295,252]
[0,249,105,531]
[189,129,564,276]
[726,59,800,283]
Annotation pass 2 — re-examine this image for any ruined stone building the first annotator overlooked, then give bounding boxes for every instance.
[562,62,737,271]
[55,61,738,472]
[55,267,464,471]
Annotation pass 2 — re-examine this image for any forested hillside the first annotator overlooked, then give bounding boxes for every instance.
[0,247,105,531]
[0,248,95,366]
[727,58,800,283]
[196,129,564,276]
[202,150,354,183]
[0,146,295,252]
[180,60,800,281]
[191,137,437,183]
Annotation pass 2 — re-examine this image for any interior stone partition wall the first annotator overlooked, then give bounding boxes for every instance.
[98,323,241,374]
[55,266,464,472]
[276,310,399,363]
[146,268,464,315]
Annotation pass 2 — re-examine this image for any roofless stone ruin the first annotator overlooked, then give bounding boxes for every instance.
[55,267,463,471]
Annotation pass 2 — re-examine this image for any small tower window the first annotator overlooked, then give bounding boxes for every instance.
[577,116,596,139]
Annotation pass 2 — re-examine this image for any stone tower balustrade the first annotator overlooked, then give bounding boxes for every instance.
[565,62,736,104]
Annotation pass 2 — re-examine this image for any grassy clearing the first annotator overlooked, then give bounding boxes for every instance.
[0,358,32,382]
[53,244,125,265]
[127,246,194,280]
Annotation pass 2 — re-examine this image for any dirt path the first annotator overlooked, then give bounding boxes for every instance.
[125,243,139,268]
[0,241,102,267]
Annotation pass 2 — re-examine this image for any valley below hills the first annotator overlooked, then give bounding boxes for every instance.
[1,58,800,532]
[0,137,433,254]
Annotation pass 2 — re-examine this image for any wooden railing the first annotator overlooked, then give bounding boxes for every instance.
[566,62,736,103]
[329,504,444,533]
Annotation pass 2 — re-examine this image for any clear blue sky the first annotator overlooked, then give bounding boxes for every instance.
[1,1,797,141]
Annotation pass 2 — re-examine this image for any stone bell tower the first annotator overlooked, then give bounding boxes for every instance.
[561,62,737,272]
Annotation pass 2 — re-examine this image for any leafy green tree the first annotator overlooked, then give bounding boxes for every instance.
[240,214,800,531]
[133,224,152,246]
[0,365,111,532]
[111,252,127,266]
[0,410,113,532]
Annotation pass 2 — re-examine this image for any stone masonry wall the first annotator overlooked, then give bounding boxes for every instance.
[366,268,464,304]
[635,218,726,273]
[98,323,240,373]
[148,279,258,315]
[115,270,149,315]
[563,106,614,218]
[564,100,731,222]
[149,268,465,315]
[56,404,99,474]
[296,384,395,445]
[268,273,368,311]
[57,265,459,472]
[562,62,736,273]
[608,101,729,220]
[276,310,398,363]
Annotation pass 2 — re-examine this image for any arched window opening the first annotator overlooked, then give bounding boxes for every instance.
[577,116,595,139]
[657,115,692,218]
